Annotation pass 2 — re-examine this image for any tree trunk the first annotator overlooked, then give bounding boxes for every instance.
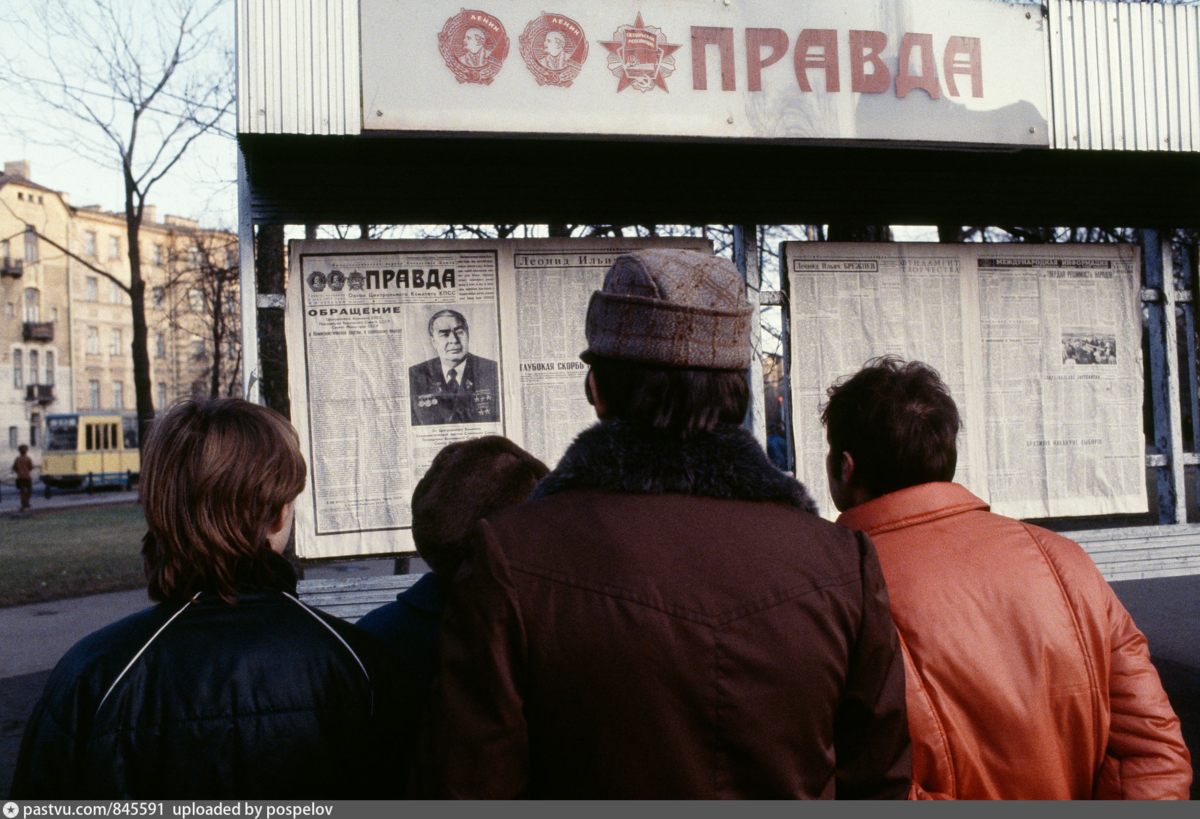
[256,224,289,419]
[937,225,965,243]
[827,225,893,242]
[124,181,154,451]
[210,280,223,398]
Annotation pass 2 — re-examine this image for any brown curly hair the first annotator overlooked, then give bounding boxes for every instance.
[140,398,306,603]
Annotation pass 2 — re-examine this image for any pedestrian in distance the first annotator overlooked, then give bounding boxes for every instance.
[422,249,912,799]
[822,356,1192,799]
[12,397,415,799]
[12,443,34,511]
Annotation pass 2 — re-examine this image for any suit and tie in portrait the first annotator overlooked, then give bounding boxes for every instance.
[409,308,500,426]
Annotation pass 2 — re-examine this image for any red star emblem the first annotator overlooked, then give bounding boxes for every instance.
[599,13,682,93]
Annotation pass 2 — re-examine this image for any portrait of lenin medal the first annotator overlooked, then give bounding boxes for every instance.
[519,13,588,88]
[438,9,509,85]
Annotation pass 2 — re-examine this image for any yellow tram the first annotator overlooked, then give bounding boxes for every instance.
[41,413,140,496]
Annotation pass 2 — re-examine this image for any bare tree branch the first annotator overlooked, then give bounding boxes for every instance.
[0,0,234,447]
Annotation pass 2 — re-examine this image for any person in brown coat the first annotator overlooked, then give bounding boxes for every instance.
[423,249,912,799]
[12,443,35,510]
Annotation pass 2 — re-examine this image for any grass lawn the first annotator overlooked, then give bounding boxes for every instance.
[0,504,147,607]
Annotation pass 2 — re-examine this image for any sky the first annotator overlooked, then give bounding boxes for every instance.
[0,0,239,229]
[0,132,238,230]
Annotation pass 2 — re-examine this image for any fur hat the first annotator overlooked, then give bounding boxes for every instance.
[411,436,549,576]
[582,249,753,370]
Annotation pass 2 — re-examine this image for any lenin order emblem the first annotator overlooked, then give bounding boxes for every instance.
[438,9,509,85]
[599,13,680,93]
[519,13,588,88]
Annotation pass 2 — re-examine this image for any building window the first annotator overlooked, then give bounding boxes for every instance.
[113,381,124,411]
[24,288,40,322]
[4,303,11,317]
[152,286,165,309]
[84,277,98,302]
[191,337,205,359]
[1,239,8,260]
[111,328,123,355]
[188,288,203,313]
[45,351,54,385]
[155,332,166,359]
[109,281,122,304]
[28,351,38,386]
[226,247,238,267]
[8,427,16,448]
[24,234,37,264]
[88,380,100,410]
[84,231,97,258]
[50,307,57,322]
[30,413,40,448]
[157,383,167,409]
[86,326,99,355]
[108,236,120,260]
[12,350,22,388]
[154,244,164,266]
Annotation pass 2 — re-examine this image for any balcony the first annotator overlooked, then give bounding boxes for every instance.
[23,322,54,342]
[25,385,55,404]
[0,258,22,278]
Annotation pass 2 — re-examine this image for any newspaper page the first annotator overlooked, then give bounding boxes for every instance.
[785,244,987,519]
[503,238,711,467]
[287,241,505,558]
[288,237,710,558]
[976,245,1145,519]
[784,242,1146,521]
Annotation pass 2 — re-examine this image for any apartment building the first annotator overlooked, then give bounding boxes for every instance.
[1,160,239,469]
[1,161,73,467]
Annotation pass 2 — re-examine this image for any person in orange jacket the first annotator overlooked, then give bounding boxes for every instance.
[822,355,1192,800]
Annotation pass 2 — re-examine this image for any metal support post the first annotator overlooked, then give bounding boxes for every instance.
[1185,244,1200,514]
[780,268,796,474]
[734,225,766,447]
[1142,229,1187,524]
[237,144,260,403]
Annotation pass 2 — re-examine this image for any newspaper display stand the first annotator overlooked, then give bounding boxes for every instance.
[237,0,1200,577]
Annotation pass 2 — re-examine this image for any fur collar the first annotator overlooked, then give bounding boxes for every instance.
[532,421,817,513]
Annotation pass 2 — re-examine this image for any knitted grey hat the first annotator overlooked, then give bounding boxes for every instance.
[582,250,753,370]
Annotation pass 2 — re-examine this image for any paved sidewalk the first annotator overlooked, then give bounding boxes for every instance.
[0,479,139,517]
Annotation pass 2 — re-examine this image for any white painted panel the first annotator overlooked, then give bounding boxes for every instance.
[360,0,1049,147]
[1047,0,1200,153]
[1117,2,1133,150]
[236,0,361,135]
[1050,0,1069,148]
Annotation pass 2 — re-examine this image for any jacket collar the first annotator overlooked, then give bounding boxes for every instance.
[532,420,818,513]
[835,482,988,535]
[398,572,449,613]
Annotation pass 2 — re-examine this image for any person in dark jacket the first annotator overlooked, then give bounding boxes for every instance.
[12,398,414,799]
[357,435,548,696]
[422,249,912,799]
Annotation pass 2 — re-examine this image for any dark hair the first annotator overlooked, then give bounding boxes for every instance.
[140,398,307,603]
[428,308,468,336]
[821,356,960,497]
[587,356,749,441]
[17,444,27,454]
[412,436,548,576]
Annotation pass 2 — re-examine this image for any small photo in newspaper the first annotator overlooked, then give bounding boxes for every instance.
[1061,331,1117,366]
